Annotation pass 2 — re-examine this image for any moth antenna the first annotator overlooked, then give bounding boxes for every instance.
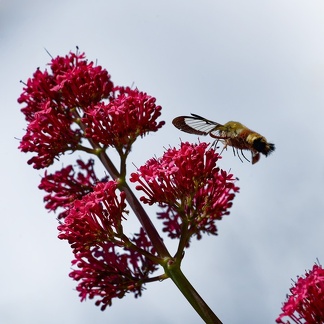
[44,47,53,59]
[210,139,221,150]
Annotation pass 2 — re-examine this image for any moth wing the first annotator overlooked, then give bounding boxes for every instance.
[172,113,223,136]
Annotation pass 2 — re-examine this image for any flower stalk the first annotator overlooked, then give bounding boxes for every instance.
[164,260,222,324]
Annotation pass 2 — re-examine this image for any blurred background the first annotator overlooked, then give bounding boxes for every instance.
[1,1,324,323]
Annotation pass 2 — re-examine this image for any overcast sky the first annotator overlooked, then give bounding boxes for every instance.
[2,1,324,323]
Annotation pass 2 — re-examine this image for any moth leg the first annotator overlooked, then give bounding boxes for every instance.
[241,150,250,163]
[219,142,228,154]
[235,148,244,163]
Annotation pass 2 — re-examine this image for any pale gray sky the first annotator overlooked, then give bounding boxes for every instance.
[2,1,324,323]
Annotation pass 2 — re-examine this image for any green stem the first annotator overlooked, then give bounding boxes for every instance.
[165,265,222,324]
[174,221,190,260]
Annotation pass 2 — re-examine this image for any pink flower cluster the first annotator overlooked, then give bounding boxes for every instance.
[130,142,239,244]
[276,264,324,324]
[18,51,164,169]
[82,86,164,151]
[58,181,158,310]
[39,159,107,219]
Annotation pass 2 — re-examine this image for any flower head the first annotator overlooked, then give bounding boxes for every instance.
[50,51,113,108]
[19,101,82,169]
[39,159,107,219]
[82,86,165,151]
[18,51,114,169]
[276,264,324,324]
[70,233,158,311]
[58,181,158,310]
[130,142,239,244]
[58,181,127,250]
[18,51,113,118]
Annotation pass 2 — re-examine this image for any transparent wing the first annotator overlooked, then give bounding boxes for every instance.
[172,113,223,136]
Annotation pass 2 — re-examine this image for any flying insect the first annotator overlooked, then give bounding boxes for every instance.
[172,113,275,164]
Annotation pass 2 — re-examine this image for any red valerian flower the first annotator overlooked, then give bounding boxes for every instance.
[39,159,108,219]
[82,87,165,151]
[18,68,59,122]
[58,181,158,310]
[58,181,127,251]
[276,264,324,324]
[130,142,239,244]
[18,51,113,118]
[18,51,114,169]
[18,101,82,169]
[50,52,113,108]
[70,236,158,311]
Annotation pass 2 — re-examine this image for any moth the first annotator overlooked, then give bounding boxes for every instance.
[172,113,275,164]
